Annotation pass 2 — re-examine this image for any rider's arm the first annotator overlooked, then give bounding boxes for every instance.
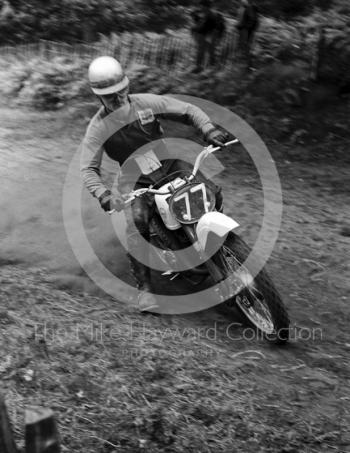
[145,94,216,138]
[80,135,108,199]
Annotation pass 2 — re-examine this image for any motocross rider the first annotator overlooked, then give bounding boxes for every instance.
[80,56,228,312]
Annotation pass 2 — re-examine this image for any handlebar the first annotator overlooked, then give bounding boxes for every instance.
[189,138,239,182]
[108,138,239,214]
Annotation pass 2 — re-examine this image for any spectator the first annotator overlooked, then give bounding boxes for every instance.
[236,0,259,66]
[191,0,226,73]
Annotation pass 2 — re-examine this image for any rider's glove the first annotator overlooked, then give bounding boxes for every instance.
[206,128,229,147]
[98,190,124,212]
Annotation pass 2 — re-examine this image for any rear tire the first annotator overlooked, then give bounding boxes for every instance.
[221,233,290,344]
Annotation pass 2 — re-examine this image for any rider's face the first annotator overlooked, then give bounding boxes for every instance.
[99,86,129,112]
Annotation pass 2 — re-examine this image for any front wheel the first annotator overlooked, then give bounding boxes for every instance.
[220,233,290,344]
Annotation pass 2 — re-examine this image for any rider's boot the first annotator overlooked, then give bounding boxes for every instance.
[128,255,159,313]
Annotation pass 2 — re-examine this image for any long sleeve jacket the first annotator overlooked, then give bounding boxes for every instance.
[80,93,215,198]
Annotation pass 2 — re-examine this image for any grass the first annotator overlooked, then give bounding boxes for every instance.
[1,264,349,453]
[0,267,255,452]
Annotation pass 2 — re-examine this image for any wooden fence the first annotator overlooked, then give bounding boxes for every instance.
[0,396,60,453]
[0,30,238,70]
[0,27,325,79]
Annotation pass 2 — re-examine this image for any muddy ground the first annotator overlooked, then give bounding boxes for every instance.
[0,101,349,452]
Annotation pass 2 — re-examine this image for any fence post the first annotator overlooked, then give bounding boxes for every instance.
[0,396,18,453]
[25,407,60,453]
[154,37,162,67]
[310,25,326,82]
[224,29,236,69]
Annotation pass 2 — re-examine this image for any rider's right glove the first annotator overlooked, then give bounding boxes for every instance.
[206,128,230,147]
[98,190,124,212]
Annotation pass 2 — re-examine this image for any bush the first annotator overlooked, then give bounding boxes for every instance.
[318,31,350,85]
[0,0,189,44]
[0,61,32,96]
[257,0,333,18]
[255,18,310,64]
[0,56,90,109]
[1,12,349,111]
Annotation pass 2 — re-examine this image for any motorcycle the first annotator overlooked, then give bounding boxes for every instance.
[111,139,290,344]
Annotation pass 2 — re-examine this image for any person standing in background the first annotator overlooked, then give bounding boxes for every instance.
[236,0,259,67]
[191,0,226,73]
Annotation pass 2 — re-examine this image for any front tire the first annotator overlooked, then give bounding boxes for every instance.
[221,233,290,344]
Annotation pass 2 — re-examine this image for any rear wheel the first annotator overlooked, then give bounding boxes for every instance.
[220,233,290,344]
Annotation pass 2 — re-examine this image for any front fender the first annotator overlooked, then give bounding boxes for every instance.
[196,212,239,252]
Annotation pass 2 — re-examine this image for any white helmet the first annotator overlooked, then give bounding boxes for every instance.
[88,56,129,96]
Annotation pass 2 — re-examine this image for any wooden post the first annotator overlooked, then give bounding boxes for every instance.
[0,395,18,453]
[25,407,60,453]
[311,25,326,82]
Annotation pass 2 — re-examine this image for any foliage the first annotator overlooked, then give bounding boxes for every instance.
[0,0,346,44]
[0,56,89,109]
[256,0,332,18]
[0,7,349,111]
[0,0,189,44]
[318,31,350,85]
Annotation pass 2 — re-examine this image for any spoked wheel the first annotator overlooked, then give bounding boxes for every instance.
[235,288,275,335]
[220,233,290,344]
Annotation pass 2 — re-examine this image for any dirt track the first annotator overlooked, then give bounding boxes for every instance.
[1,103,350,452]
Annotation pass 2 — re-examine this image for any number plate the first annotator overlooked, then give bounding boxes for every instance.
[169,183,216,224]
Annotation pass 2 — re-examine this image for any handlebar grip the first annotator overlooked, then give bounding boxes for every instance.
[108,195,135,215]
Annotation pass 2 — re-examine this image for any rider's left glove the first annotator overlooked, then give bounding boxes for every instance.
[98,190,124,212]
[206,128,229,147]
